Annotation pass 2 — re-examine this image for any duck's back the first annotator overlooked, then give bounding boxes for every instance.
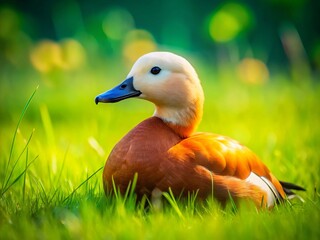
[103,116,182,196]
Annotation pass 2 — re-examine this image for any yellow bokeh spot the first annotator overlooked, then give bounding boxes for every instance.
[30,39,86,72]
[60,39,86,70]
[122,30,157,65]
[30,40,63,73]
[237,58,269,85]
[209,3,252,42]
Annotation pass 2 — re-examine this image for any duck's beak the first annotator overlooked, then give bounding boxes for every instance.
[95,77,142,104]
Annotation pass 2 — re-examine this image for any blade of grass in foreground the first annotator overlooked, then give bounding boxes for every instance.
[22,148,28,202]
[3,130,35,193]
[62,166,104,203]
[1,156,38,197]
[163,188,185,219]
[1,86,38,197]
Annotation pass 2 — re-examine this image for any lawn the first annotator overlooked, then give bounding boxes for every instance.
[0,56,319,239]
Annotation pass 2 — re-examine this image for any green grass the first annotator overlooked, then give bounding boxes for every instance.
[0,60,319,239]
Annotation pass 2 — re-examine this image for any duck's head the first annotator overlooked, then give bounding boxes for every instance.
[95,52,204,137]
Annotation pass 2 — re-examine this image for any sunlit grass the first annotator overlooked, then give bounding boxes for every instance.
[0,59,319,239]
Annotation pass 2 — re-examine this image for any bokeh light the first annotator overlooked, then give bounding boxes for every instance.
[30,40,62,73]
[59,39,86,70]
[209,2,253,42]
[30,39,86,72]
[237,58,269,85]
[122,29,157,65]
[102,8,134,41]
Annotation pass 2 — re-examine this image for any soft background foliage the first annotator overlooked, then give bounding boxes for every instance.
[0,0,319,239]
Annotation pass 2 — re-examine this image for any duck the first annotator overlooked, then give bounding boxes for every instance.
[95,52,304,208]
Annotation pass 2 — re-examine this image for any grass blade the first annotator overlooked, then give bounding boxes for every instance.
[3,130,35,191]
[62,166,103,203]
[22,147,29,202]
[162,188,184,219]
[2,86,38,189]
[1,156,38,197]
[227,190,238,214]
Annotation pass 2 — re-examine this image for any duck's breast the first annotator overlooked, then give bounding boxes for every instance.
[103,117,181,196]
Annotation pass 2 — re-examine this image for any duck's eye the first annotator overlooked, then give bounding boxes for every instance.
[150,66,161,75]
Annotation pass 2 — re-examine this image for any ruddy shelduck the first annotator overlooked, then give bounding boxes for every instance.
[95,52,304,208]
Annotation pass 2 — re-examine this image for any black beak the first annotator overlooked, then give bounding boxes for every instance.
[95,77,141,104]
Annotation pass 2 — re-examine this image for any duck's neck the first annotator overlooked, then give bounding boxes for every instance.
[154,98,203,138]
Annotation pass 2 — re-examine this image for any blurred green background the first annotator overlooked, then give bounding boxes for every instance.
[0,1,320,239]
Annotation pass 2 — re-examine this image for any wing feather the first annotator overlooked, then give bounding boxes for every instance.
[168,133,286,198]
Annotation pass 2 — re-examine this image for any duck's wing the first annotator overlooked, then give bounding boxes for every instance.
[167,132,286,206]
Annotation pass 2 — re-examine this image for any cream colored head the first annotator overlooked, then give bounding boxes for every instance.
[129,52,204,136]
[96,52,204,137]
